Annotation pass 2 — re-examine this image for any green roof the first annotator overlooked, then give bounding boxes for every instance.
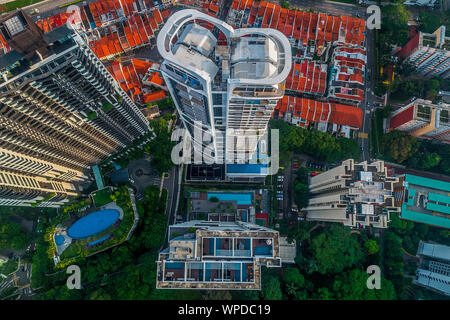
[426,202,450,215]
[405,174,450,192]
[428,192,450,205]
[401,204,450,229]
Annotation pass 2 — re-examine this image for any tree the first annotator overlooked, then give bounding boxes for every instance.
[261,275,282,300]
[364,239,379,255]
[419,12,441,34]
[293,181,309,209]
[282,267,305,288]
[311,224,364,274]
[144,118,176,174]
[381,130,418,164]
[0,219,28,251]
[332,269,396,300]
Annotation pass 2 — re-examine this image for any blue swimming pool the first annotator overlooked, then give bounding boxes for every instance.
[207,192,252,205]
[67,209,119,239]
[55,234,64,246]
[88,234,111,246]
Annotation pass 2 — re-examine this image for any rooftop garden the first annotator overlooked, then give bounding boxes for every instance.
[49,186,137,269]
[92,188,113,207]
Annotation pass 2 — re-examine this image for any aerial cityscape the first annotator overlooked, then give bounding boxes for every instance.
[0,0,449,305]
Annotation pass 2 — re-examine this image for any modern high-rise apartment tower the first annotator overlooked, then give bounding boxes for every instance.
[157,9,291,179]
[0,10,149,207]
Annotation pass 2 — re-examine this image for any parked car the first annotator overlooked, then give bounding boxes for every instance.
[310,172,318,176]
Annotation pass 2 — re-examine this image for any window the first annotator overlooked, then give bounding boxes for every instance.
[212,93,222,105]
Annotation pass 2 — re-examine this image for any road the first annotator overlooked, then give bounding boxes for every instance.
[290,0,366,16]
[359,21,375,163]
[0,262,34,300]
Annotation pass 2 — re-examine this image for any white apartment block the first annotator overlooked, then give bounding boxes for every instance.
[156,220,282,290]
[401,26,450,79]
[157,9,291,177]
[389,98,450,144]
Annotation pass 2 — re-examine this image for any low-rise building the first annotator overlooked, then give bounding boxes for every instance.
[393,174,450,229]
[398,26,450,79]
[328,46,366,105]
[274,96,363,138]
[414,241,450,296]
[156,220,281,290]
[389,98,449,144]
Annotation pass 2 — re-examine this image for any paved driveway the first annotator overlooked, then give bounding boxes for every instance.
[127,158,161,201]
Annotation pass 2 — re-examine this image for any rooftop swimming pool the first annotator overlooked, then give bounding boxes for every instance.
[88,234,111,246]
[207,192,252,206]
[55,234,64,246]
[67,209,119,239]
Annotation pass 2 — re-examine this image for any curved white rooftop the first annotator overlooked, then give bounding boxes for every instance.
[157,9,292,85]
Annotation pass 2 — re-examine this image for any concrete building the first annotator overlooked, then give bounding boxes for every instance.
[303,159,400,228]
[0,11,149,207]
[393,174,450,229]
[414,241,450,296]
[389,98,449,144]
[156,220,282,290]
[157,9,291,179]
[398,26,450,79]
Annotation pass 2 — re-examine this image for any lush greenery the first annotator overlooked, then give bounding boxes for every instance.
[280,1,290,9]
[0,216,29,251]
[232,223,396,300]
[56,187,135,267]
[156,97,175,112]
[87,111,97,120]
[418,10,450,36]
[0,259,18,276]
[380,130,450,175]
[270,119,361,164]
[0,0,43,13]
[144,118,176,175]
[293,167,309,209]
[389,77,450,103]
[91,188,113,207]
[33,185,177,300]
[374,4,410,95]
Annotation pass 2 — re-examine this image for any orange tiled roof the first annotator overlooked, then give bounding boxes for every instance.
[275,96,362,128]
[143,90,167,103]
[285,60,327,95]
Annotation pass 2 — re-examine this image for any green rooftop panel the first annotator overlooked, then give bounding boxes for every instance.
[426,202,450,215]
[405,174,450,192]
[428,192,450,205]
[401,204,450,229]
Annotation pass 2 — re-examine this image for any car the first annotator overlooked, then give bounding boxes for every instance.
[361,146,364,151]
[311,172,318,176]
[293,164,299,168]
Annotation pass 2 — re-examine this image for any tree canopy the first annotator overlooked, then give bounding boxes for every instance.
[310,224,364,274]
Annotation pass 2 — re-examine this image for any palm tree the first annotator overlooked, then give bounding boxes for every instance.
[286,282,298,296]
